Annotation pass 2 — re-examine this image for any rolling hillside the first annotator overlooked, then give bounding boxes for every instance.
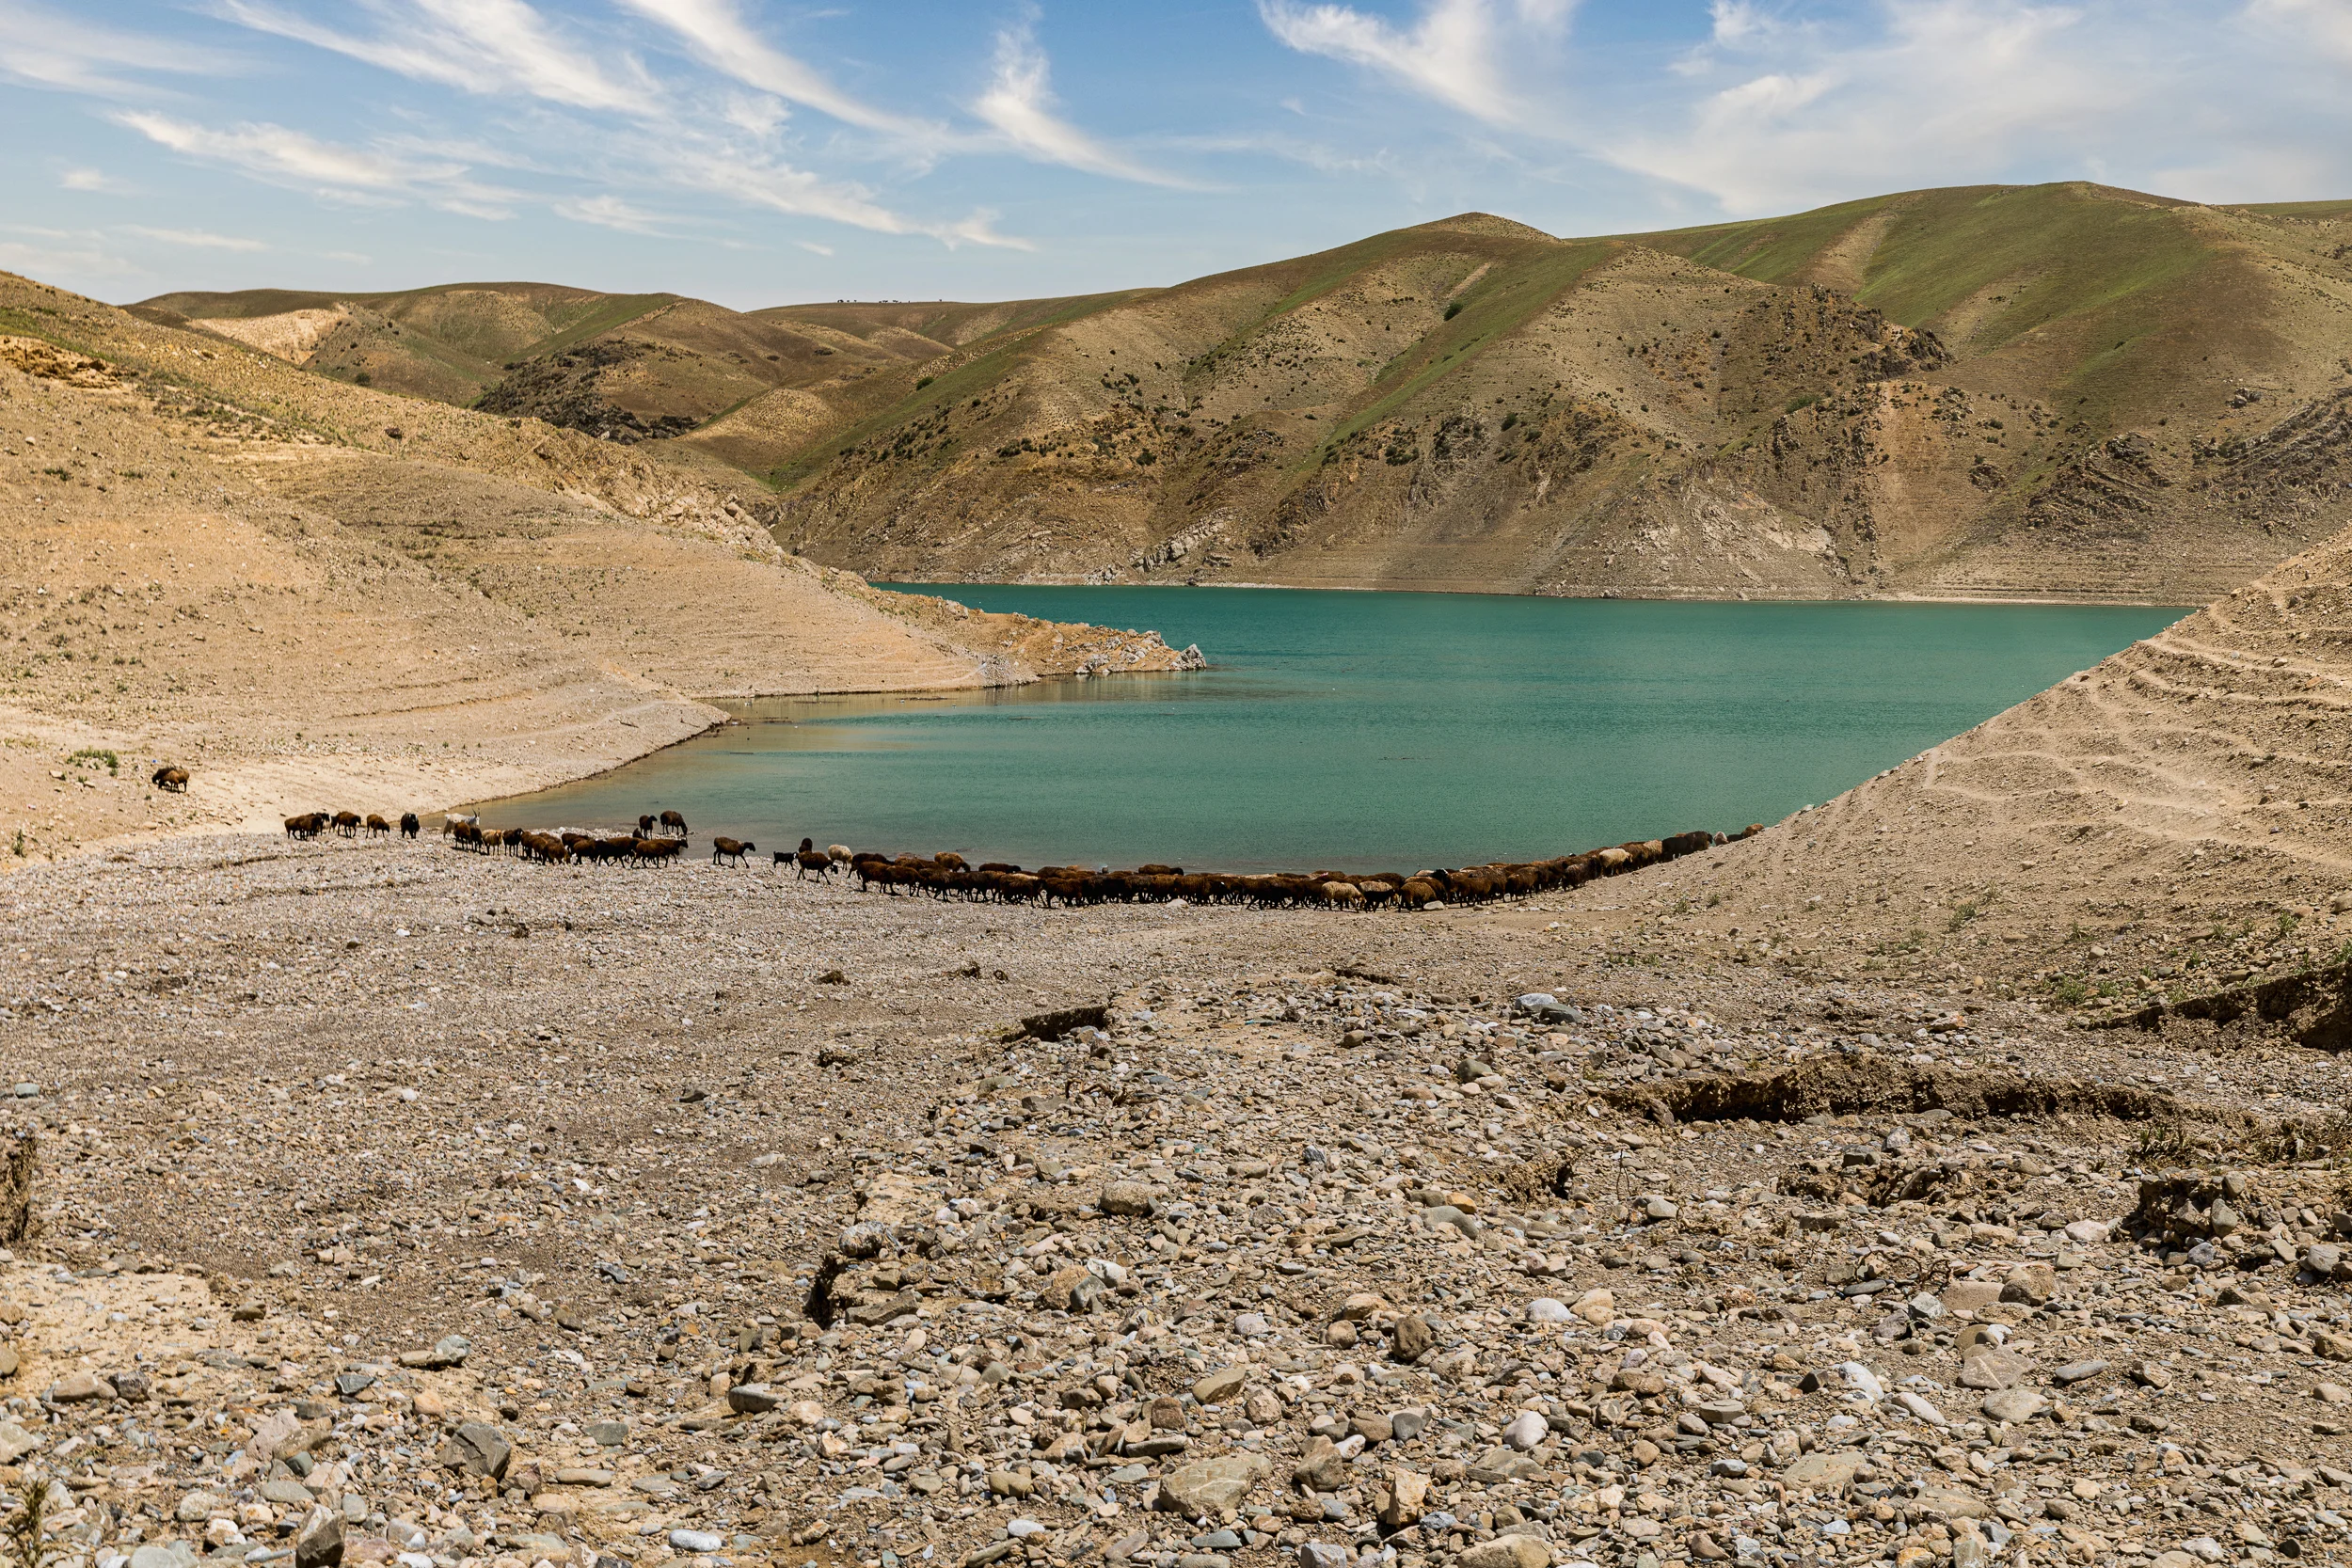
[135,182,2352,600]
[0,268,1194,857]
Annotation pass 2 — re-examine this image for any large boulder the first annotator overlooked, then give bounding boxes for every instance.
[294,1506,343,1568]
[437,1422,511,1481]
[1459,1537,1552,1568]
[1158,1453,1271,1517]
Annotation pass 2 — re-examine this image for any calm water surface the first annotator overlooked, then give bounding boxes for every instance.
[480,588,2184,872]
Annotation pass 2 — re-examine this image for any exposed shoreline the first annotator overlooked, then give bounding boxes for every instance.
[880,575,2203,610]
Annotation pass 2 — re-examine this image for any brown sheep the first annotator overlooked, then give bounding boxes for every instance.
[633,836,682,865]
[790,837,833,879]
[399,813,420,839]
[660,810,688,837]
[282,812,327,840]
[519,831,569,863]
[638,814,657,836]
[711,837,755,866]
[151,765,188,792]
[935,851,968,871]
[364,814,390,837]
[332,810,361,837]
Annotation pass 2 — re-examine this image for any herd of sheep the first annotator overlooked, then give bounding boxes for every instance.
[818,827,1758,908]
[283,807,1762,911]
[282,810,419,840]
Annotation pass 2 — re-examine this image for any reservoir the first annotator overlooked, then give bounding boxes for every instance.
[478,587,2185,872]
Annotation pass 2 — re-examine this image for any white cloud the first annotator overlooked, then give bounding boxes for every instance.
[553,194,670,234]
[973,15,1189,186]
[1256,0,1570,128]
[59,166,129,193]
[795,239,834,257]
[1709,0,1777,45]
[0,232,140,278]
[675,145,963,241]
[215,0,659,116]
[612,0,931,138]
[114,111,520,217]
[2247,0,2352,64]
[935,210,1034,251]
[123,225,267,250]
[0,1,238,94]
[1602,0,2133,214]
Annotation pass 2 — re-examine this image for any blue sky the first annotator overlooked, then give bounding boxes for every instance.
[5,1,2350,309]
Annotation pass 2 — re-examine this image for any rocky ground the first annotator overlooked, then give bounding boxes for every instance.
[7,835,2352,1568]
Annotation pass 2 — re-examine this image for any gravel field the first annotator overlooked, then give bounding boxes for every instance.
[7,835,2352,1568]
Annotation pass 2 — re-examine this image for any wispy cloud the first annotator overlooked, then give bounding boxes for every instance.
[114,110,520,216]
[59,166,130,193]
[936,210,1033,251]
[2248,0,2352,66]
[0,229,141,277]
[0,0,238,94]
[215,0,659,115]
[794,239,834,257]
[553,194,670,234]
[1257,0,1572,128]
[974,13,1190,186]
[673,144,1027,247]
[1604,0,2127,213]
[123,224,267,249]
[201,0,1050,246]
[612,0,930,138]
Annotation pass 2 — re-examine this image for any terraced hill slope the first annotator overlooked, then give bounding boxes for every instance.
[136,182,2352,600]
[0,270,1194,861]
[1588,506,2352,1020]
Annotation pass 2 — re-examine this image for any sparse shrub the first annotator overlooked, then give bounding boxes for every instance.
[1443,300,1464,320]
[2130,1118,2197,1166]
[3,1465,52,1568]
[915,376,934,390]
[67,747,117,775]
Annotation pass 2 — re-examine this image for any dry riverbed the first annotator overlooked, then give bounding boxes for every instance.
[4,837,2352,1568]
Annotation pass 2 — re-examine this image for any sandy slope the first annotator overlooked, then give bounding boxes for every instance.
[1562,519,2352,1009]
[0,276,1195,863]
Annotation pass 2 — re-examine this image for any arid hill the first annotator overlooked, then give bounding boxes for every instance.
[1582,510,2352,1020]
[0,269,1194,861]
[143,183,2352,600]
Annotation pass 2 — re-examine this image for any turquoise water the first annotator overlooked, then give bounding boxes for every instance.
[479,588,2185,873]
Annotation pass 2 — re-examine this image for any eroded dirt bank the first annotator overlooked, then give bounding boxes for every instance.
[0,278,1197,864]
